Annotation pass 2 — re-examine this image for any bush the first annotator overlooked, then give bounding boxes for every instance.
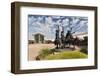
[80,46,88,54]
[45,51,87,60]
[39,48,52,59]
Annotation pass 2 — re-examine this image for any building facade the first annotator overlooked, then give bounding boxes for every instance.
[34,33,44,43]
[73,32,88,40]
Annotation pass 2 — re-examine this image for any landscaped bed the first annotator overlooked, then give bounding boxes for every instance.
[45,51,87,60]
[38,48,88,60]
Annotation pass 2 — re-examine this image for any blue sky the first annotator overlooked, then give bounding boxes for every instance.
[28,15,88,40]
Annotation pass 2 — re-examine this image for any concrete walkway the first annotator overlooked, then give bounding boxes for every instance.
[28,44,55,61]
[28,44,81,61]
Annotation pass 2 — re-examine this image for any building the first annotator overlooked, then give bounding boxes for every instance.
[73,32,88,40]
[28,40,34,44]
[34,33,45,43]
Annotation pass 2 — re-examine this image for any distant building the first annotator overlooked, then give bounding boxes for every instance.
[34,33,44,43]
[28,40,34,44]
[73,32,88,40]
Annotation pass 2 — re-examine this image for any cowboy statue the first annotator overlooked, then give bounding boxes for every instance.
[65,30,73,47]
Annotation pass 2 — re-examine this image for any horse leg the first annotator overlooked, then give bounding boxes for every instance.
[59,43,61,49]
[72,41,76,49]
[68,42,70,48]
[57,44,58,49]
[73,42,75,49]
[61,41,63,49]
[56,43,58,49]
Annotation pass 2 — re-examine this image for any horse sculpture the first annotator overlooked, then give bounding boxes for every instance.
[54,30,61,49]
[54,30,79,49]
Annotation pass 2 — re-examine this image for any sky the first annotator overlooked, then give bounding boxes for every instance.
[28,15,88,40]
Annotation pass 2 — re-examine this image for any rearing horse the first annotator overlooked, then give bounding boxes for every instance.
[65,31,73,47]
[65,31,80,49]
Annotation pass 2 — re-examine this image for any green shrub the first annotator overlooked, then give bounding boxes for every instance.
[45,51,87,60]
[39,48,52,59]
[80,46,88,54]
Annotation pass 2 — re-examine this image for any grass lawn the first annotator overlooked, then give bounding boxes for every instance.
[39,48,88,60]
[45,51,87,60]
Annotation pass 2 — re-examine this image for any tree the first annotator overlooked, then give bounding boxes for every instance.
[67,17,87,34]
[60,17,88,34]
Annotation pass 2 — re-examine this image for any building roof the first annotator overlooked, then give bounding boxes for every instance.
[73,32,88,36]
[32,33,45,36]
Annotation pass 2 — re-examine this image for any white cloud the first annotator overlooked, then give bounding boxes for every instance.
[62,18,69,27]
[56,19,61,26]
[80,20,88,26]
[45,16,52,26]
[38,16,43,21]
[52,16,61,19]
[29,15,88,40]
[72,18,79,24]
